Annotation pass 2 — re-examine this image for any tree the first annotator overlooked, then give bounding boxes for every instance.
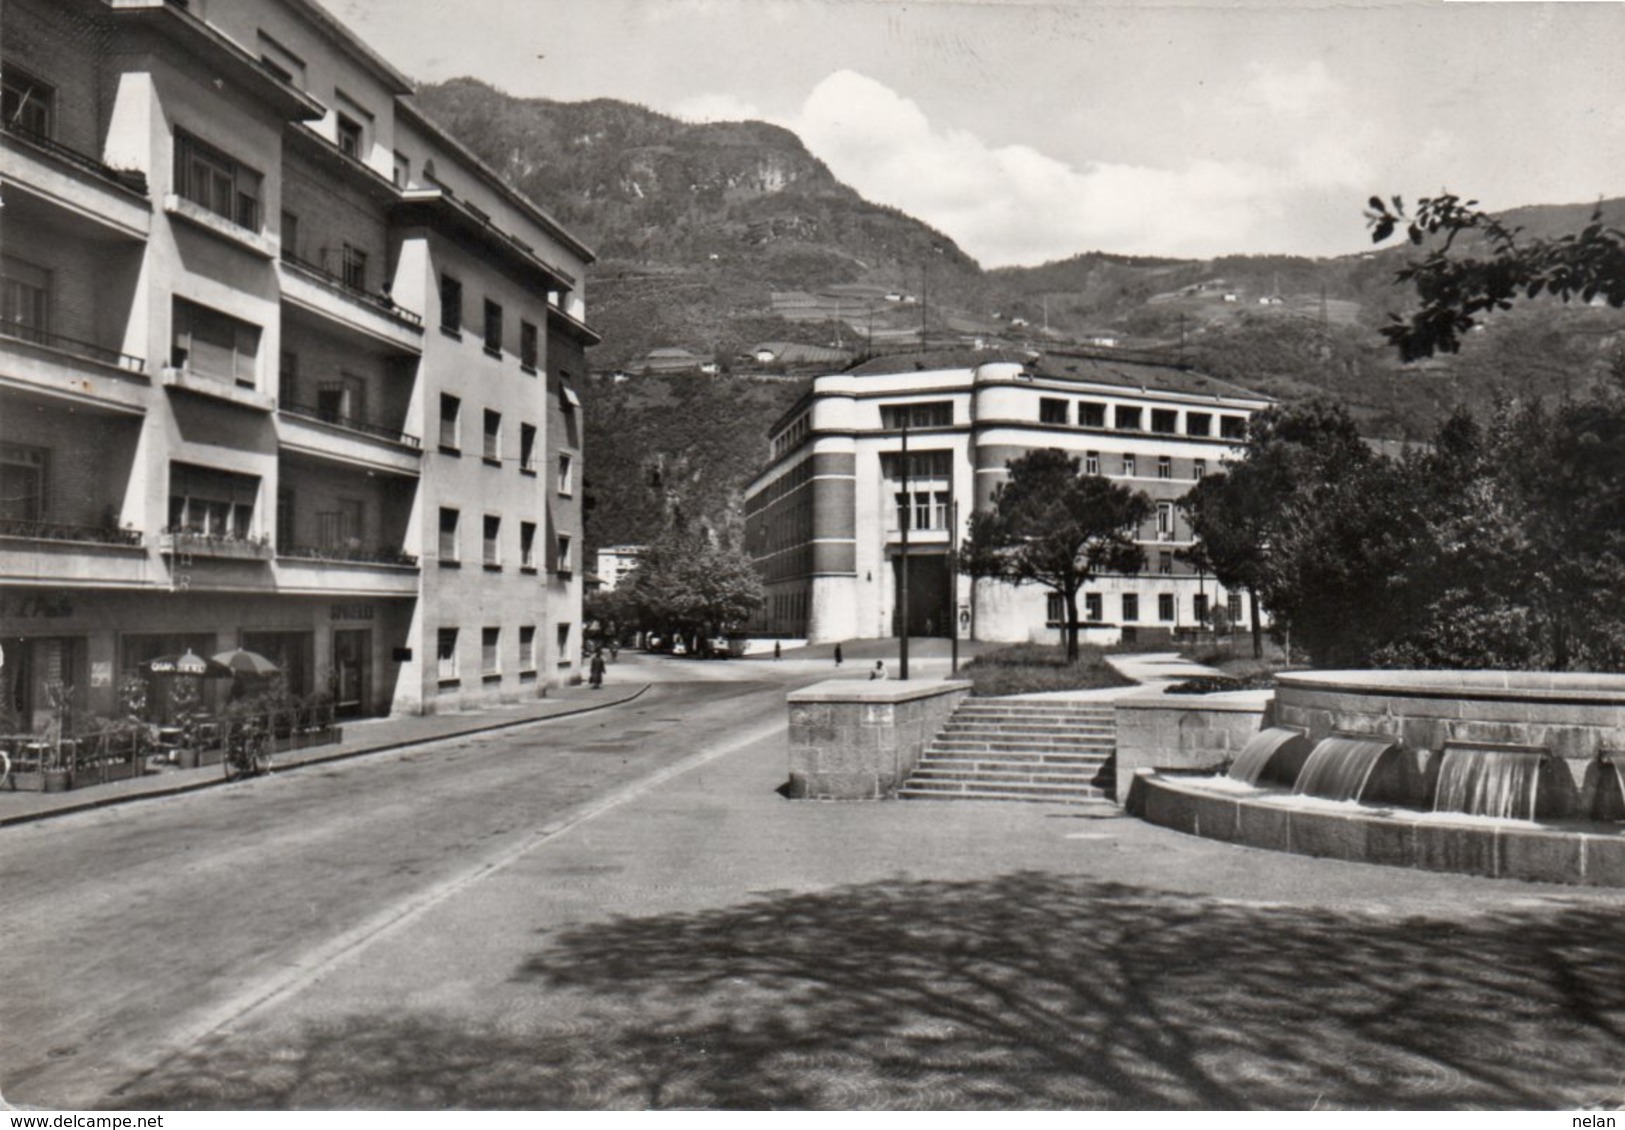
[1366,193,1625,360]
[622,530,765,655]
[958,449,1150,662]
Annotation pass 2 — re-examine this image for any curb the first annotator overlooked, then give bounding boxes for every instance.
[0,684,651,830]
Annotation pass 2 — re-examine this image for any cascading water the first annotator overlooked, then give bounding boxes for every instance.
[1228,727,1310,786]
[1432,744,1546,821]
[1292,735,1396,802]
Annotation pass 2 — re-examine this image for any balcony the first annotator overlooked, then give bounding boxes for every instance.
[279,254,425,354]
[159,530,275,561]
[0,319,150,417]
[276,407,422,477]
[0,519,152,588]
[1,318,144,374]
[274,546,420,597]
[160,366,276,412]
[279,544,417,567]
[1,124,151,241]
[163,194,277,258]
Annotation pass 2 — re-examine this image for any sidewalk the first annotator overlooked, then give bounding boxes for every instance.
[0,681,649,828]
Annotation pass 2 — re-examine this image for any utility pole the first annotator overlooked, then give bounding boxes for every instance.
[899,414,911,680]
[949,495,959,676]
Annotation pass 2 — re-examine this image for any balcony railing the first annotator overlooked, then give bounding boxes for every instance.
[280,401,421,448]
[0,318,146,372]
[278,544,418,567]
[159,530,274,560]
[281,251,424,328]
[0,517,143,547]
[1,121,149,196]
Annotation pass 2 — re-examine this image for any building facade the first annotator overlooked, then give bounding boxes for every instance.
[592,545,645,593]
[743,352,1272,647]
[0,0,596,727]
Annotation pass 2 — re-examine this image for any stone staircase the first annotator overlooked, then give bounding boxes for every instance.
[898,699,1117,805]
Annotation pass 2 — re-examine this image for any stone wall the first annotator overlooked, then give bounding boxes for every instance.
[786,678,971,800]
[1113,687,1272,803]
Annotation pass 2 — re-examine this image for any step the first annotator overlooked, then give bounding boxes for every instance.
[939,722,1116,736]
[931,735,1115,750]
[909,768,1111,788]
[898,779,1114,804]
[953,707,1115,720]
[918,751,1111,770]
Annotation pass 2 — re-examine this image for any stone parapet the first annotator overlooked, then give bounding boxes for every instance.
[786,678,971,800]
[1113,687,1272,803]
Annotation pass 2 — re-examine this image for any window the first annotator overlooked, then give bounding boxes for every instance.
[1158,455,1172,479]
[1150,408,1179,434]
[439,394,461,450]
[483,514,501,567]
[256,32,306,87]
[168,463,257,538]
[336,113,363,158]
[520,521,537,569]
[1157,501,1176,541]
[481,627,500,676]
[1194,459,1207,480]
[172,299,260,388]
[520,321,538,370]
[2,66,54,138]
[437,627,458,682]
[1084,451,1100,476]
[1122,594,1139,622]
[1158,593,1176,622]
[438,507,459,563]
[1,256,50,337]
[1194,593,1209,626]
[317,498,363,550]
[1122,454,1136,477]
[880,401,953,429]
[934,490,951,530]
[317,375,365,425]
[1046,593,1067,627]
[519,625,536,672]
[1229,591,1243,620]
[341,244,367,291]
[1115,406,1142,431]
[880,450,952,480]
[483,409,501,463]
[1078,402,1106,428]
[174,130,262,229]
[1085,592,1103,622]
[1220,415,1248,440]
[0,443,47,521]
[280,211,300,260]
[557,452,573,495]
[519,424,537,473]
[556,622,572,664]
[556,534,573,576]
[391,151,410,188]
[1187,412,1213,438]
[1158,551,1173,575]
[483,298,503,356]
[440,274,463,333]
[1040,398,1069,425]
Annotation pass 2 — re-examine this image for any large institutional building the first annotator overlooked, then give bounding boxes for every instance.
[743,351,1272,646]
[1,0,596,725]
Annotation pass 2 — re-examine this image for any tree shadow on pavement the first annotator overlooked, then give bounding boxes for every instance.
[112,872,1625,1110]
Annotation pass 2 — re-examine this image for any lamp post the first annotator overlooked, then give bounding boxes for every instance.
[899,413,910,680]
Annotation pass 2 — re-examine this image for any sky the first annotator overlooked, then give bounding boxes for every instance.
[331,0,1625,268]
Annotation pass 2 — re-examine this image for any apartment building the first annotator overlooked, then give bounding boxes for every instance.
[743,351,1271,646]
[0,0,596,726]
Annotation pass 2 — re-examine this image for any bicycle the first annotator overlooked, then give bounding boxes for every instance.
[223,720,273,781]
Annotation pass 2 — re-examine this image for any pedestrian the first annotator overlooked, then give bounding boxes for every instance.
[589,648,606,689]
[774,640,782,661]
[869,659,888,681]
[834,643,843,667]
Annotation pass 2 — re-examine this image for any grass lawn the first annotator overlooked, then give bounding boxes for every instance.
[960,643,1135,697]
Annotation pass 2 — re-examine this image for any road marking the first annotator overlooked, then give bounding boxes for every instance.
[103,710,790,1103]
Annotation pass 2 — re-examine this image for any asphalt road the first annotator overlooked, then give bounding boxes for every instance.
[0,667,810,1110]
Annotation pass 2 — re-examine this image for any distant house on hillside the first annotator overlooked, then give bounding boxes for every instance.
[638,347,708,373]
[750,342,854,367]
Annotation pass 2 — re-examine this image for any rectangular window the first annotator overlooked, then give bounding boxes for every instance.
[481,627,500,675]
[1229,591,1243,620]
[913,492,931,531]
[1194,459,1207,479]
[1159,551,1173,575]
[1157,501,1176,541]
[1187,412,1213,438]
[483,514,501,567]
[317,375,365,425]
[438,507,459,563]
[256,32,306,88]
[1158,593,1176,622]
[557,453,573,495]
[556,534,573,576]
[879,401,953,429]
[1122,454,1136,477]
[1084,450,1100,476]
[280,210,300,261]
[483,410,501,463]
[520,521,537,569]
[933,490,950,530]
[317,498,364,551]
[520,321,539,371]
[880,450,952,480]
[1115,406,1142,431]
[1046,593,1067,627]
[392,151,410,187]
[1122,594,1139,623]
[340,244,367,291]
[1,255,51,337]
[556,622,571,663]
[1220,415,1248,440]
[483,298,503,356]
[519,424,537,473]
[519,625,536,672]
[439,394,461,450]
[437,627,458,682]
[174,130,262,229]
[1194,592,1209,625]
[168,463,257,539]
[2,66,55,138]
[1078,402,1106,428]
[0,442,48,522]
[1158,455,1172,479]
[440,274,463,333]
[336,113,363,159]
[1039,397,1069,425]
[1150,408,1179,434]
[171,298,260,389]
[1085,592,1103,622]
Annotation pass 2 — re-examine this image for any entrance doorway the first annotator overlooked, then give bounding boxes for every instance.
[332,629,371,717]
[892,553,952,637]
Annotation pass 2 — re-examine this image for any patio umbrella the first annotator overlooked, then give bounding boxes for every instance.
[147,649,229,677]
[210,648,280,679]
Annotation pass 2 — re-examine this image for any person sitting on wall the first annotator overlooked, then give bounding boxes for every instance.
[869,660,888,681]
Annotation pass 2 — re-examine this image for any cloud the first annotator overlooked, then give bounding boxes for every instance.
[672,92,764,123]
[782,69,1376,266]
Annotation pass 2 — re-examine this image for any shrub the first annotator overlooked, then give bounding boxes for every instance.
[960,643,1133,698]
